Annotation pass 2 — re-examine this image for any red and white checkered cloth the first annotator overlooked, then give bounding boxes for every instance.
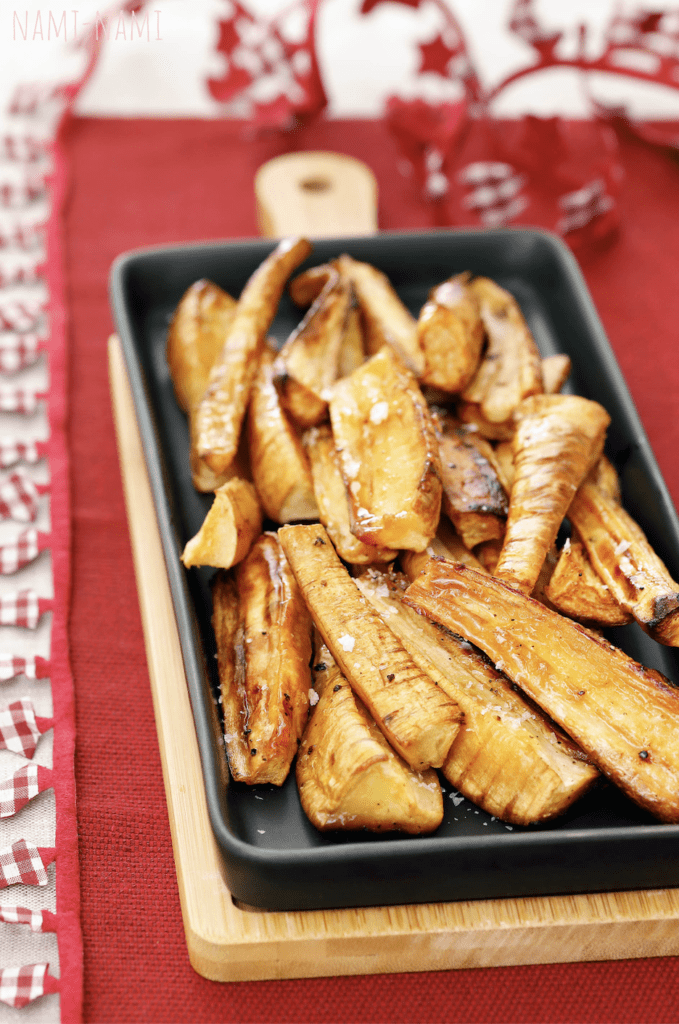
[0,906,57,932]
[0,699,51,758]
[0,221,46,250]
[0,839,54,889]
[0,335,48,374]
[0,963,59,1009]
[0,764,52,818]
[0,439,47,468]
[0,529,50,573]
[0,654,50,682]
[0,468,46,522]
[0,177,48,209]
[0,298,46,332]
[0,258,45,289]
[0,590,51,629]
[0,136,48,163]
[0,387,46,414]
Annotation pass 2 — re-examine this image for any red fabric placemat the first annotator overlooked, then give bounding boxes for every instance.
[63,115,679,1024]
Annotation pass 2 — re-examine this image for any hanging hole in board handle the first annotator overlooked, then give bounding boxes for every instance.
[254,151,378,239]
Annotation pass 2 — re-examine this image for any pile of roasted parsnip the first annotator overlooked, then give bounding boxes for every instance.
[168,236,679,833]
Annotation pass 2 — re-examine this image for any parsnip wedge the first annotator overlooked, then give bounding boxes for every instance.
[167,279,237,413]
[433,411,507,549]
[541,353,572,395]
[278,524,461,770]
[405,560,679,822]
[417,273,484,392]
[461,277,543,423]
[329,347,442,552]
[212,533,313,785]
[568,480,679,645]
[248,349,318,523]
[337,254,425,376]
[297,643,443,833]
[194,236,312,477]
[289,263,333,307]
[304,424,397,565]
[274,269,353,428]
[494,394,610,594]
[181,478,262,569]
[456,401,515,441]
[401,516,488,582]
[357,570,599,824]
[545,536,633,627]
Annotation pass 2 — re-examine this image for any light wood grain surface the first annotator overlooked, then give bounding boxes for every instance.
[109,333,679,982]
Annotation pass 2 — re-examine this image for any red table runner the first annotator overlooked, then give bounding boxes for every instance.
[63,115,679,1023]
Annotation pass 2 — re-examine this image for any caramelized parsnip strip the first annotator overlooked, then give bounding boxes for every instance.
[194,236,312,476]
[456,401,515,441]
[181,478,262,569]
[297,643,443,833]
[462,277,543,423]
[289,263,334,307]
[167,279,237,413]
[417,273,484,392]
[329,347,442,552]
[493,439,515,494]
[274,269,352,428]
[248,349,318,523]
[337,254,425,376]
[337,300,365,378]
[212,534,313,785]
[545,536,633,626]
[569,480,679,645]
[591,455,621,504]
[406,560,679,823]
[357,570,599,824]
[304,424,397,564]
[541,353,572,395]
[433,411,507,549]
[401,516,488,582]
[495,394,610,594]
[278,524,461,770]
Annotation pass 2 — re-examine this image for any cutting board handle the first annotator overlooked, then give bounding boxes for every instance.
[254,151,378,239]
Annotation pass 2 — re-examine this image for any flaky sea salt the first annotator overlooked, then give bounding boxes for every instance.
[338,634,355,652]
[369,401,389,424]
[309,689,319,706]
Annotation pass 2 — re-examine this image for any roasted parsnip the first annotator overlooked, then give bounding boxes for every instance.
[417,273,484,392]
[337,254,425,376]
[545,535,633,626]
[297,642,443,833]
[278,524,461,770]
[274,269,353,428]
[494,394,610,594]
[357,569,599,824]
[248,348,319,523]
[304,424,397,564]
[212,533,313,785]
[568,479,679,645]
[541,353,572,395]
[167,279,237,413]
[401,516,488,582]
[433,411,508,549]
[462,277,543,423]
[181,478,262,569]
[406,560,679,822]
[194,236,312,478]
[329,347,442,552]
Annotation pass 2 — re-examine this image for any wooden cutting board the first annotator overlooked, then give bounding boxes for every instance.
[109,152,679,983]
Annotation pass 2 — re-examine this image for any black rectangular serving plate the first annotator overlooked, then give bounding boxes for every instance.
[110,228,679,912]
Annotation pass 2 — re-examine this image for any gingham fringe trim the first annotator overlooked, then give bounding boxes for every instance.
[0,439,47,468]
[0,528,50,573]
[0,963,59,1009]
[0,299,46,333]
[0,906,57,932]
[0,469,47,522]
[0,590,51,630]
[0,764,53,818]
[0,840,55,889]
[0,698,52,758]
[0,136,49,163]
[0,654,50,682]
